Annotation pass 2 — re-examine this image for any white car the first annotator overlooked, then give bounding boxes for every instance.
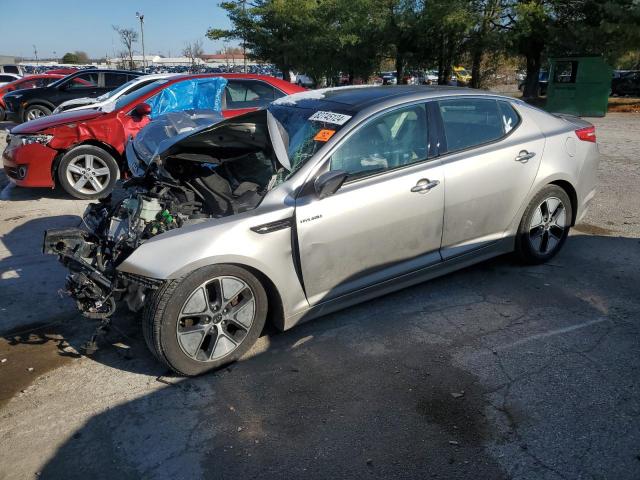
[53,73,179,114]
[0,73,22,87]
[290,72,314,87]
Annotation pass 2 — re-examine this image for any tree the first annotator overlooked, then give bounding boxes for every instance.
[74,51,90,64]
[61,52,79,64]
[498,0,640,97]
[183,39,205,71]
[468,0,507,88]
[208,0,312,82]
[112,25,138,70]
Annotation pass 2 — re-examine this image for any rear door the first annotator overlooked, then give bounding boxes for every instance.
[295,102,445,305]
[436,97,545,258]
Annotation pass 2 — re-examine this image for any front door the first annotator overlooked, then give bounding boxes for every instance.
[436,97,546,258]
[295,102,445,305]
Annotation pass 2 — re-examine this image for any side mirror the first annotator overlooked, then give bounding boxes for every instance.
[133,103,152,117]
[314,170,347,199]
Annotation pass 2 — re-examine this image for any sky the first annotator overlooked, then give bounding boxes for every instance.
[0,0,237,60]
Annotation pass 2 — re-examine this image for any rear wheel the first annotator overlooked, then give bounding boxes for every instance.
[143,265,268,376]
[23,104,51,122]
[0,105,5,122]
[515,185,572,264]
[57,145,119,199]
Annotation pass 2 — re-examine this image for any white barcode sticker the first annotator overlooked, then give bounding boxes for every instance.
[308,111,352,125]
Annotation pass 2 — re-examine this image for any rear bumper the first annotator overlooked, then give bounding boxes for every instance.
[2,141,57,187]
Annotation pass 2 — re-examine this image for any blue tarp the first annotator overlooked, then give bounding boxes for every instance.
[147,77,228,118]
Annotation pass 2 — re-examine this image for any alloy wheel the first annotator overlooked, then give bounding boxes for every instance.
[65,154,111,195]
[528,196,566,255]
[26,107,47,121]
[176,276,256,363]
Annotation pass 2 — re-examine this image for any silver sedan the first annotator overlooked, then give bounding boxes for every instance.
[45,86,600,375]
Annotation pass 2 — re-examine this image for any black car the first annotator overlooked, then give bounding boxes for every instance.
[611,71,640,96]
[3,69,144,123]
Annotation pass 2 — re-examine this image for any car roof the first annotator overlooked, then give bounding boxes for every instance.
[155,73,303,93]
[273,85,514,112]
[65,69,143,76]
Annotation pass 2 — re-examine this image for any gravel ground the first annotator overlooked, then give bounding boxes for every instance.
[0,114,639,480]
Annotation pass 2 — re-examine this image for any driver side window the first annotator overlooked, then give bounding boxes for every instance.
[330,103,428,180]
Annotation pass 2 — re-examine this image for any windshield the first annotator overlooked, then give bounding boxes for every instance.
[267,104,353,175]
[113,80,169,111]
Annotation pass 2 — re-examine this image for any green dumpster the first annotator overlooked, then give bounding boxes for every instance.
[546,56,612,117]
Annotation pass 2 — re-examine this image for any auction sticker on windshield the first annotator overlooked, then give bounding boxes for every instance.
[313,129,336,142]
[308,111,352,125]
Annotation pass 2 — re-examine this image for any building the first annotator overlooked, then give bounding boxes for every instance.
[0,55,16,65]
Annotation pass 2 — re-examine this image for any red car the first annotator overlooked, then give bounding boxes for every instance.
[0,74,66,121]
[3,74,304,198]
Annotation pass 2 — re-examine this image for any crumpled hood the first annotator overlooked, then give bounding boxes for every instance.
[132,109,225,163]
[11,108,105,134]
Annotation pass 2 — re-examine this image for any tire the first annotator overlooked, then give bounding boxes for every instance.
[0,105,5,122]
[143,264,268,376]
[23,104,52,122]
[515,185,572,264]
[57,145,119,199]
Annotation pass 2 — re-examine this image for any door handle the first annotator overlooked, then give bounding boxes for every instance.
[411,178,440,193]
[515,150,536,163]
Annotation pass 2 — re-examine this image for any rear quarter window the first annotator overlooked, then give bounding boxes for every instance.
[438,98,520,153]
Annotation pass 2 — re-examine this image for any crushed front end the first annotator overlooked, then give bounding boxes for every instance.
[42,191,183,319]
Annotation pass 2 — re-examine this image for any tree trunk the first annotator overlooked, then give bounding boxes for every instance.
[395,52,405,85]
[280,66,292,83]
[470,44,483,89]
[437,34,446,85]
[523,47,542,98]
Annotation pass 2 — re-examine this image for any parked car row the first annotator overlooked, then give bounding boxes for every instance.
[3,72,305,198]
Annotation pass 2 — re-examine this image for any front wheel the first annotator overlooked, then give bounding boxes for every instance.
[57,145,119,199]
[23,104,52,122]
[143,265,268,376]
[515,185,572,264]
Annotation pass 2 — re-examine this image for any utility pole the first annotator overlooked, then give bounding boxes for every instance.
[241,0,247,73]
[136,11,146,71]
[33,45,39,66]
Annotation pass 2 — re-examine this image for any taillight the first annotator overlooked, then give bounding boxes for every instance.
[575,126,596,143]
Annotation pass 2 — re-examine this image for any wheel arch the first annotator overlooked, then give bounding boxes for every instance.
[23,100,56,118]
[549,179,578,226]
[229,262,286,332]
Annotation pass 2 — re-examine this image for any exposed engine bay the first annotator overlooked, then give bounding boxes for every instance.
[44,109,281,321]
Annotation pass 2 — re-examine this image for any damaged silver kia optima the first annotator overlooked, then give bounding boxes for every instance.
[44,86,600,376]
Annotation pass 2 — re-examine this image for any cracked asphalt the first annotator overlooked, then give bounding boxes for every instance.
[0,114,639,480]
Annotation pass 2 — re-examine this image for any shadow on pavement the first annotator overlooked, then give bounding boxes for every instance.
[2,233,636,479]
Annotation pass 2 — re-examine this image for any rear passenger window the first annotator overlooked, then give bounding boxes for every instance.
[498,101,520,134]
[225,81,276,109]
[104,73,128,88]
[439,98,517,153]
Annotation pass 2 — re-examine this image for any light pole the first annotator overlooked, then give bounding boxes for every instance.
[136,11,146,71]
[33,45,39,67]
